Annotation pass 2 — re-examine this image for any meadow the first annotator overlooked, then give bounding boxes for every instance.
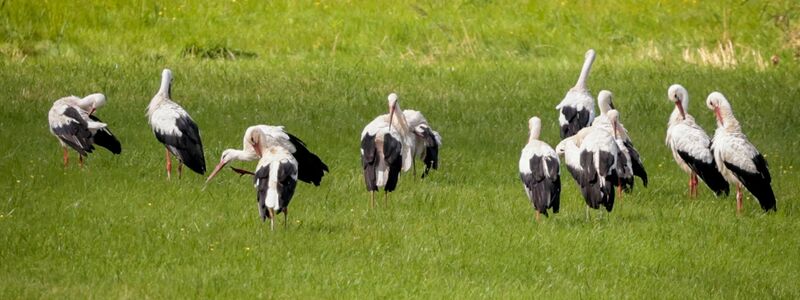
[1,1,800,298]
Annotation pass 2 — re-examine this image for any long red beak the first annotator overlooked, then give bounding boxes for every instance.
[714,107,723,126]
[89,107,96,116]
[675,103,686,119]
[205,161,228,183]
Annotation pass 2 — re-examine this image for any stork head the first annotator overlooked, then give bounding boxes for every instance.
[597,90,614,115]
[554,139,567,157]
[607,109,620,139]
[206,149,235,184]
[387,93,399,113]
[160,69,173,98]
[528,116,542,140]
[206,148,259,184]
[246,128,264,158]
[668,84,688,119]
[78,93,106,115]
[706,92,731,126]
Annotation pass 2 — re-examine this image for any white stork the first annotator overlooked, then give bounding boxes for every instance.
[556,49,596,138]
[666,84,729,197]
[146,69,206,179]
[556,126,621,217]
[221,145,298,231]
[706,92,776,213]
[206,125,329,186]
[403,109,442,178]
[519,117,561,221]
[48,94,121,168]
[360,93,415,207]
[592,90,647,191]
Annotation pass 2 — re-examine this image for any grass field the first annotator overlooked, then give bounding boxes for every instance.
[2,1,800,298]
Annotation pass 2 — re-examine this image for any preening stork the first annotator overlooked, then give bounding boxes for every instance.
[519,117,561,221]
[206,125,329,186]
[48,94,121,168]
[556,126,621,218]
[403,109,442,178]
[556,49,596,138]
[706,92,776,213]
[592,90,647,192]
[666,84,729,197]
[226,147,299,231]
[146,69,206,179]
[360,93,415,207]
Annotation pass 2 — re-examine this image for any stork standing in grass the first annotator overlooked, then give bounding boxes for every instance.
[48,94,121,168]
[147,69,206,179]
[556,126,621,218]
[519,117,560,221]
[360,93,415,207]
[666,84,729,197]
[592,90,647,192]
[556,49,596,138]
[706,92,776,213]
[403,109,442,178]
[206,126,327,230]
[206,125,328,186]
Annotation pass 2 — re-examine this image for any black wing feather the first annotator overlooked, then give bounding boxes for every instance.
[544,156,561,213]
[624,140,647,187]
[288,133,329,186]
[676,150,730,196]
[89,115,122,154]
[54,106,94,155]
[277,161,297,213]
[724,154,776,212]
[420,127,439,178]
[255,165,271,221]
[361,134,378,192]
[155,115,206,174]
[382,133,403,192]
[579,151,601,209]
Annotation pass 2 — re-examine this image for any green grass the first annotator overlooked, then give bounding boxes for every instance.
[2,1,800,298]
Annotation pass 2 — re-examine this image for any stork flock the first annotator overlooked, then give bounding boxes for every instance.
[524,49,776,220]
[47,50,777,228]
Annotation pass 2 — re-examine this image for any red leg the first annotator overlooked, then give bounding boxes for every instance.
[62,147,69,168]
[535,210,541,223]
[690,173,698,198]
[617,179,623,201]
[736,183,743,215]
[79,155,85,169]
[165,148,172,180]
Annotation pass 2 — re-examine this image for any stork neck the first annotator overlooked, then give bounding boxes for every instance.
[575,51,595,89]
[528,131,540,144]
[234,149,260,162]
[158,75,171,98]
[390,104,410,134]
[598,98,612,115]
[717,107,741,132]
